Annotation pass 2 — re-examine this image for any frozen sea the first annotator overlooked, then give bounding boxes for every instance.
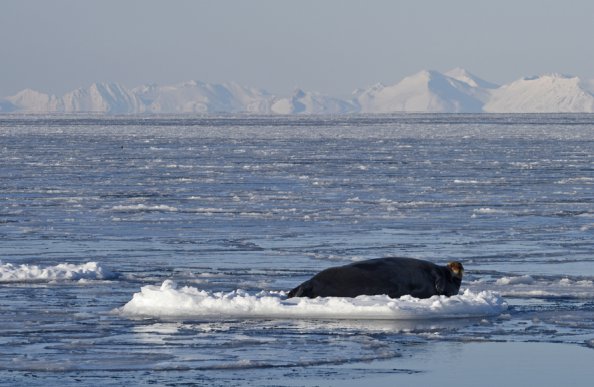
[1,114,594,386]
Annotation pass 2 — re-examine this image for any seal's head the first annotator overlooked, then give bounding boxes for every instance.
[447,261,464,280]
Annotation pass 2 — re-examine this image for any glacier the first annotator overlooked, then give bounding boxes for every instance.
[2,70,594,114]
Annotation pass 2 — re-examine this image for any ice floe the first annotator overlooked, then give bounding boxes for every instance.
[0,261,118,283]
[496,275,536,285]
[474,276,594,299]
[118,280,507,320]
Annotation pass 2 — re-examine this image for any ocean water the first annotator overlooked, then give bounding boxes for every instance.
[1,114,593,386]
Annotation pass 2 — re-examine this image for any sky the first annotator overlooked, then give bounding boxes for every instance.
[2,0,594,98]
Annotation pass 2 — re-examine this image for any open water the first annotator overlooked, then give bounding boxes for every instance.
[1,114,593,386]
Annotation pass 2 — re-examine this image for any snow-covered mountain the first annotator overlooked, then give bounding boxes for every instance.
[62,83,144,114]
[445,68,499,90]
[483,74,594,113]
[271,88,356,114]
[353,70,484,113]
[133,81,273,114]
[2,70,594,114]
[444,68,498,103]
[5,89,63,113]
[4,83,143,114]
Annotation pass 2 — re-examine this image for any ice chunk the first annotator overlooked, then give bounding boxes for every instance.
[0,261,118,282]
[496,275,535,285]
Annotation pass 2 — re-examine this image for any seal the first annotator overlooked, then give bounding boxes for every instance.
[287,257,464,299]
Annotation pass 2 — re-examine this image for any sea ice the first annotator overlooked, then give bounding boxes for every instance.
[0,261,117,282]
[111,204,179,212]
[118,280,507,320]
[495,275,535,285]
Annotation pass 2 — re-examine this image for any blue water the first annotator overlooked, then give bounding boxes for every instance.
[1,114,594,386]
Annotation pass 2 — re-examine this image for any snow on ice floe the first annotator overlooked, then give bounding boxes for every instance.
[0,261,118,283]
[118,280,507,320]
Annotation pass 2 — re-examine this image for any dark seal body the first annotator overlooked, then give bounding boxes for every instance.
[287,257,463,299]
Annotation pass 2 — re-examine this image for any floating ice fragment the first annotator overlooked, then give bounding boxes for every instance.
[473,208,507,215]
[0,261,118,283]
[111,204,178,212]
[496,275,535,285]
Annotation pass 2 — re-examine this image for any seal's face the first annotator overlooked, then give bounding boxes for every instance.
[447,261,464,279]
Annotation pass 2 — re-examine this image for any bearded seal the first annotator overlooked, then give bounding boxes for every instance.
[287,257,464,299]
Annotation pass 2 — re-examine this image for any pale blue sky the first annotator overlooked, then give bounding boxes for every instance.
[2,0,593,97]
